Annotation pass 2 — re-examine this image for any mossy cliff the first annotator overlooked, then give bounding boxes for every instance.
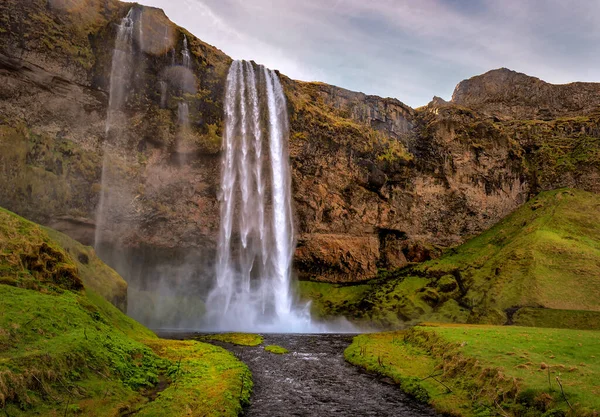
[1,1,599,295]
[301,189,600,329]
[0,206,251,416]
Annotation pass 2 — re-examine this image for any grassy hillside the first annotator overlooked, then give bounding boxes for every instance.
[301,189,600,329]
[0,207,251,416]
[345,325,600,416]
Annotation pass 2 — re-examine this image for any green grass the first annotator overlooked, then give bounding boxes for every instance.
[0,207,252,416]
[346,325,600,416]
[354,189,600,328]
[264,345,289,354]
[197,333,264,347]
[45,227,128,311]
[513,308,600,330]
[138,339,251,417]
[0,284,163,416]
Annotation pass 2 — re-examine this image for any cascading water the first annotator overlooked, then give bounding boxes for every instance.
[177,35,191,126]
[95,9,135,250]
[204,60,314,332]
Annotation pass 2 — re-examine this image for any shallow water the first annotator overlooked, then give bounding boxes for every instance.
[167,333,440,417]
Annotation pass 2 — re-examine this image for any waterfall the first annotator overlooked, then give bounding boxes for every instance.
[204,60,313,332]
[159,80,167,108]
[182,35,191,68]
[177,35,191,133]
[95,9,135,250]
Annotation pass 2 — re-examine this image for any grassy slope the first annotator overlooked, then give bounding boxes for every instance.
[302,189,600,329]
[0,207,250,416]
[346,325,600,417]
[45,226,128,311]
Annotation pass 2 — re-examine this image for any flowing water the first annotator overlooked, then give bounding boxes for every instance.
[177,35,191,126]
[167,333,440,417]
[205,61,315,332]
[94,9,135,250]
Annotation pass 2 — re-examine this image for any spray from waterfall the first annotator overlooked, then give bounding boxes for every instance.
[204,60,316,332]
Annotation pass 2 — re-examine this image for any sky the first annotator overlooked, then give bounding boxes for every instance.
[135,0,600,108]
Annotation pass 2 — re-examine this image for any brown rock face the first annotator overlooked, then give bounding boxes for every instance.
[0,1,599,291]
[295,234,379,283]
[452,68,600,120]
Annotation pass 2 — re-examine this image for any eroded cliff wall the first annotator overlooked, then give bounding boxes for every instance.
[1,0,599,296]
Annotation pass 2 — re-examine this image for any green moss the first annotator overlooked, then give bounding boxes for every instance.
[0,124,102,225]
[198,333,264,347]
[513,308,600,330]
[45,227,128,312]
[138,340,252,417]
[344,333,441,407]
[357,189,600,328]
[264,345,289,354]
[0,284,163,414]
[285,80,413,171]
[0,207,83,292]
[496,114,600,188]
[297,281,371,319]
[347,326,600,416]
[0,207,252,416]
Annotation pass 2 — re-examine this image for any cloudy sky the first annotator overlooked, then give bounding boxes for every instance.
[136,0,600,108]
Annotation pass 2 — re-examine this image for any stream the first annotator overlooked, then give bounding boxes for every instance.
[167,333,440,417]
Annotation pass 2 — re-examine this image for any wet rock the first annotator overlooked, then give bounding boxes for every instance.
[295,234,380,283]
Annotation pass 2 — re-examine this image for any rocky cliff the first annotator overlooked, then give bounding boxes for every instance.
[452,68,600,120]
[1,0,599,320]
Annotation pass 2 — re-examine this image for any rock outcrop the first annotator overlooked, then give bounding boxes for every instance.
[452,68,600,120]
[0,0,599,298]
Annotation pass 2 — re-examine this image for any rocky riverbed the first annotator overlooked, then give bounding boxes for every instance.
[176,333,440,417]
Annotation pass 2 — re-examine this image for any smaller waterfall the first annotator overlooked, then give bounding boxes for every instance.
[95,9,135,250]
[105,9,134,136]
[182,35,191,68]
[138,8,144,53]
[205,60,315,332]
[177,35,191,128]
[159,80,168,108]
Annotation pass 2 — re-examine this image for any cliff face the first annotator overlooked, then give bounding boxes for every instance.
[1,1,599,296]
[452,68,600,120]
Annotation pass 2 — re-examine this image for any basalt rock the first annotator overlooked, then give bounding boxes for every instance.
[452,68,600,120]
[0,0,599,290]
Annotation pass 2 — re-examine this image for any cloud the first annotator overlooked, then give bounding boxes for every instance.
[135,0,600,107]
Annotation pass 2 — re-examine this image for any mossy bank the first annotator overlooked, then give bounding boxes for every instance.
[346,325,600,416]
[301,189,600,329]
[0,207,251,416]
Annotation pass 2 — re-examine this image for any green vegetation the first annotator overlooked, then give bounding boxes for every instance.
[286,80,413,168]
[513,308,600,330]
[264,345,289,355]
[346,325,600,416]
[198,333,264,347]
[138,339,252,416]
[0,205,126,311]
[45,227,127,312]
[0,124,102,228]
[297,281,371,319]
[0,207,251,416]
[502,113,600,186]
[0,0,123,71]
[328,189,600,328]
